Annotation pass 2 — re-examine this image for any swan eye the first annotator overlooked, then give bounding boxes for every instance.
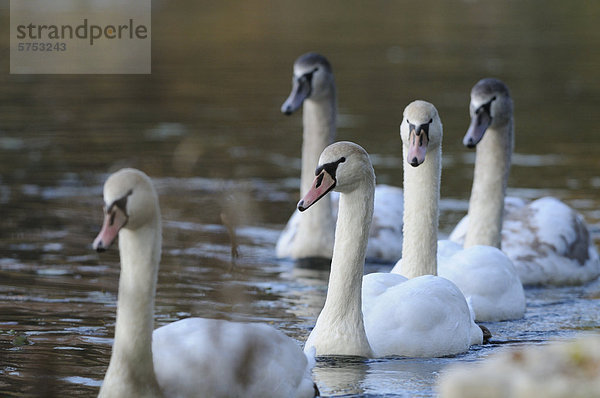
[478,96,497,115]
[303,67,319,85]
[408,121,431,141]
[114,196,128,212]
[108,189,133,214]
[315,157,346,178]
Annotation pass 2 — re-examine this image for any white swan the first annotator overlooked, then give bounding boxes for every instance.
[299,136,482,358]
[450,78,600,286]
[93,168,317,398]
[370,101,483,355]
[276,52,403,263]
[382,98,524,322]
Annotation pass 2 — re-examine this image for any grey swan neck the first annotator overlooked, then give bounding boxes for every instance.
[399,145,441,278]
[464,120,513,249]
[293,93,337,260]
[100,220,163,397]
[300,95,337,195]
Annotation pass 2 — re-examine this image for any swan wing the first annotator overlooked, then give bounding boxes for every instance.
[153,318,315,398]
[276,209,301,259]
[363,275,482,357]
[438,243,525,321]
[450,196,599,285]
[502,196,600,285]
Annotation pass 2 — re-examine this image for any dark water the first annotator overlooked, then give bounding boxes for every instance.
[1,1,600,396]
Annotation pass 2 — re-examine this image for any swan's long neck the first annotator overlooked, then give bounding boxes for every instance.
[300,96,336,195]
[100,217,162,397]
[293,94,337,259]
[326,186,373,318]
[309,178,374,356]
[398,145,441,278]
[464,120,513,249]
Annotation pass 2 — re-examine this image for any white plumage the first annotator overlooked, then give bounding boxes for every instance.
[363,274,481,357]
[93,168,316,398]
[437,240,525,321]
[153,318,316,398]
[300,105,481,359]
[366,101,482,355]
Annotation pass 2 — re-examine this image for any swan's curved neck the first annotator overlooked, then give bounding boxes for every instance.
[293,94,337,259]
[309,179,374,357]
[465,121,513,249]
[100,217,163,397]
[398,145,441,278]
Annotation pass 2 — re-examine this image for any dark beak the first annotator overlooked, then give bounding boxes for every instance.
[281,75,311,115]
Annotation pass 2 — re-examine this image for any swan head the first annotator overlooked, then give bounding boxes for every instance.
[281,52,335,115]
[297,141,373,211]
[93,168,159,252]
[463,78,513,148]
[400,100,442,167]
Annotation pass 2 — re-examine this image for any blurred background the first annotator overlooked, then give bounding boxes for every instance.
[1,1,599,396]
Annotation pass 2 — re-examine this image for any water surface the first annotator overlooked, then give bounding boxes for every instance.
[1,1,600,396]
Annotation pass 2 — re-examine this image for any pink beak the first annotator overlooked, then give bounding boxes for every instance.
[407,126,429,167]
[93,207,128,252]
[297,169,336,211]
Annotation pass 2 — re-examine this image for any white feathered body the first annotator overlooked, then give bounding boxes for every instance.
[362,274,481,357]
[153,318,316,398]
[437,240,525,321]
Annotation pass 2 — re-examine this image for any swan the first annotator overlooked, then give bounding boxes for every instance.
[439,334,600,398]
[449,78,600,286]
[92,168,317,398]
[381,98,523,322]
[299,136,482,358]
[276,52,403,263]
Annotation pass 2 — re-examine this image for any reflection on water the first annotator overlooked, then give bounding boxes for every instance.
[314,357,370,396]
[1,0,600,397]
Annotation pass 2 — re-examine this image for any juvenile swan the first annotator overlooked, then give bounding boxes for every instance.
[276,52,404,264]
[93,168,317,398]
[450,78,600,286]
[300,137,481,358]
